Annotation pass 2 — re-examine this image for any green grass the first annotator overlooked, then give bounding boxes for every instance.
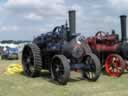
[0,58,128,96]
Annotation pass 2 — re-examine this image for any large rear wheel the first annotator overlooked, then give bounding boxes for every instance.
[22,44,42,77]
[105,54,125,77]
[51,55,70,85]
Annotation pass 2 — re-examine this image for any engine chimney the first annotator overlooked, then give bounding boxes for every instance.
[120,15,127,42]
[69,10,76,34]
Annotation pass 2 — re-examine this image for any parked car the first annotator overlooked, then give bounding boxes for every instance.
[0,46,3,55]
[1,47,19,60]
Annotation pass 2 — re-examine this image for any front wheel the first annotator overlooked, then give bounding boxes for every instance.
[81,53,101,81]
[51,55,70,85]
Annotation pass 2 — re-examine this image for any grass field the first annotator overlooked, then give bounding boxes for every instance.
[1,57,128,96]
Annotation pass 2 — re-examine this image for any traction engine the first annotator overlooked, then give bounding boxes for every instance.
[22,10,101,85]
[85,15,128,77]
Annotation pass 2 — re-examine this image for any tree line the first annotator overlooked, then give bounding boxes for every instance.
[0,40,31,44]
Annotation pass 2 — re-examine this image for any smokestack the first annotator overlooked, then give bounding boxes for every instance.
[120,15,127,42]
[69,10,76,34]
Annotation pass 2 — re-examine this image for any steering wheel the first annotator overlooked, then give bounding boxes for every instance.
[95,31,106,40]
[53,26,62,33]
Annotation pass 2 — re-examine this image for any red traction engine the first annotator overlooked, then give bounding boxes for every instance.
[85,15,128,77]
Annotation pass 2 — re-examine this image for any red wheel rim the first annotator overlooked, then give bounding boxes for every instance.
[125,65,128,70]
[105,55,122,77]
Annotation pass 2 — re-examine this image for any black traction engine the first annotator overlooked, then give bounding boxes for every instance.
[22,10,101,85]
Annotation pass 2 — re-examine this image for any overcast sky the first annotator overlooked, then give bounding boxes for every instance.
[0,0,128,40]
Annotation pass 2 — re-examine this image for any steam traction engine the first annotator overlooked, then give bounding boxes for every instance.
[85,15,128,77]
[22,10,101,85]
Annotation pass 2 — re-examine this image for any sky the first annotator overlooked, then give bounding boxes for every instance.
[0,0,128,40]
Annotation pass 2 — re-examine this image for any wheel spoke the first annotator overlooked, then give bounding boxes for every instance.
[109,66,113,71]
[52,59,64,80]
[116,67,121,72]
[89,72,93,79]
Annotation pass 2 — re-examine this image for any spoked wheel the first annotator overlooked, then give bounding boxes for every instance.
[51,55,70,85]
[105,54,125,77]
[22,44,42,77]
[82,53,101,81]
